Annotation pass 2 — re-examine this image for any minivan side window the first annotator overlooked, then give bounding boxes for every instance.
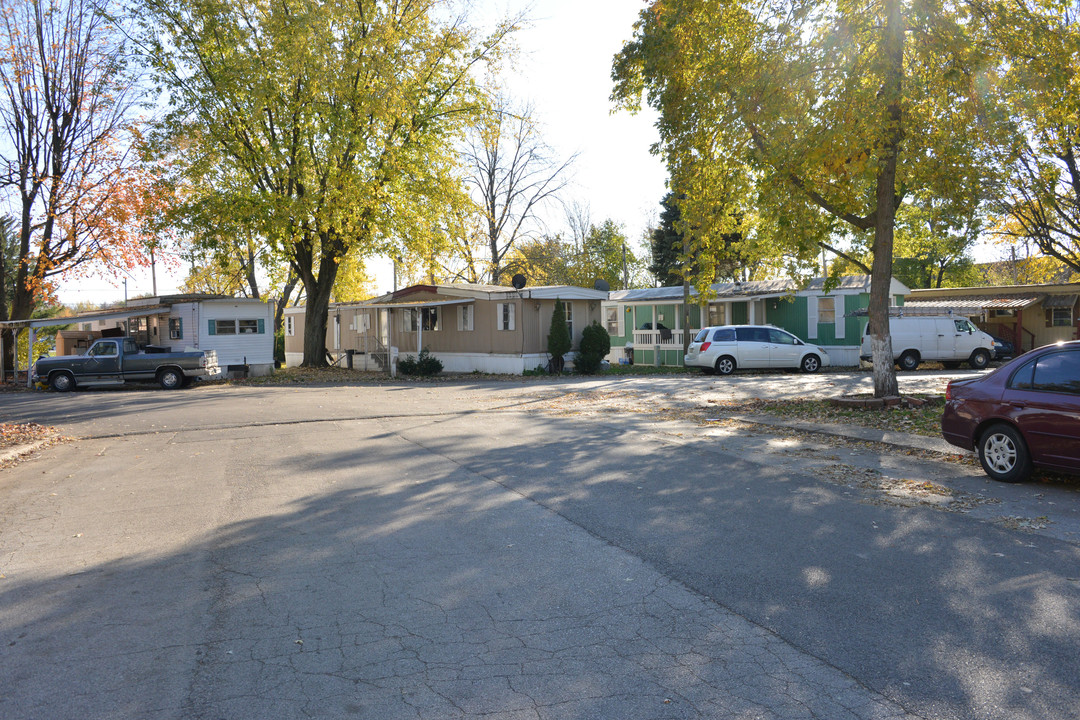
[694,328,710,342]
[768,328,798,345]
[713,328,735,342]
[735,327,755,342]
[1031,351,1080,395]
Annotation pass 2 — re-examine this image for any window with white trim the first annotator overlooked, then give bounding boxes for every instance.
[401,309,418,332]
[458,305,474,331]
[708,304,726,327]
[497,302,515,331]
[818,297,835,323]
[604,306,620,335]
[169,317,183,340]
[285,316,295,337]
[565,302,574,340]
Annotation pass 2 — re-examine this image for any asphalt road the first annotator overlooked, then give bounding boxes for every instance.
[1,376,1079,720]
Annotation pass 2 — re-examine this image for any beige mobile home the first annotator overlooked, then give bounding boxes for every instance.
[283,283,608,373]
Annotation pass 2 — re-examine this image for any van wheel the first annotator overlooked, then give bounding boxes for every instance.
[978,423,1032,483]
[969,349,991,370]
[800,354,821,373]
[898,351,920,371]
[715,356,736,375]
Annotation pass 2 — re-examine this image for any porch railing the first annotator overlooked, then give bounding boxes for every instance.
[632,328,698,347]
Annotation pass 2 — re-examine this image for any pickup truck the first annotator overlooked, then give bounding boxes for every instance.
[32,337,218,391]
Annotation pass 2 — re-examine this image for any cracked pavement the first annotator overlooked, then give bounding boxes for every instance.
[1,373,1079,719]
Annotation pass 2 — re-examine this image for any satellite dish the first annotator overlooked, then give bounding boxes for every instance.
[593,279,610,292]
[511,274,527,290]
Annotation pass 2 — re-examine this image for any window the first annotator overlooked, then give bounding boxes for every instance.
[1032,351,1080,394]
[285,316,295,337]
[768,328,799,345]
[605,306,620,335]
[89,341,118,357]
[169,317,183,340]
[713,328,736,342]
[209,319,265,335]
[954,319,976,333]
[708,304,726,327]
[736,326,769,342]
[421,307,441,331]
[1051,308,1073,327]
[458,305,474,331]
[818,297,835,324]
[564,302,574,339]
[497,302,515,331]
[401,309,418,332]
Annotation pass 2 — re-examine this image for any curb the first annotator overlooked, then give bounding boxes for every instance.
[722,413,970,457]
[0,439,54,465]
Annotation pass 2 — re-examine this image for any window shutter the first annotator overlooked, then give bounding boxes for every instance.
[208,320,217,336]
[835,297,845,339]
[257,319,265,334]
[1046,309,1053,328]
[807,297,818,339]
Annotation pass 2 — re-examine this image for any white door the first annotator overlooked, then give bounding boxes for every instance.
[767,328,803,368]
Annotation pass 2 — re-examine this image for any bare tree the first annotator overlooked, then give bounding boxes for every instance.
[0,0,145,375]
[463,96,576,285]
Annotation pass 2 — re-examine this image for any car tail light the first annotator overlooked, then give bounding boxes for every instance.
[945,381,954,400]
[700,342,711,352]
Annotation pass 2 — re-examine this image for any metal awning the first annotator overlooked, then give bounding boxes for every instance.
[901,294,1043,314]
[366,298,475,309]
[0,304,170,330]
[1043,294,1077,309]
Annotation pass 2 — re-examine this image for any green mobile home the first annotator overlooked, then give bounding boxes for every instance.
[602,275,910,368]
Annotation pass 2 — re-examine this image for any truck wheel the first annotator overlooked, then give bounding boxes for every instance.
[898,351,920,371]
[50,372,75,392]
[969,349,991,370]
[158,368,183,390]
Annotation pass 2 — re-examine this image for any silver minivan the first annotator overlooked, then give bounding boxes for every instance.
[685,324,831,375]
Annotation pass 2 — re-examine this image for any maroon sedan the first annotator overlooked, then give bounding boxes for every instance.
[942,341,1080,482]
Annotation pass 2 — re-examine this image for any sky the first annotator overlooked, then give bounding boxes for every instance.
[54,0,667,306]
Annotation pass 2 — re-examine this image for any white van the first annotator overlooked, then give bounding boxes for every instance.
[860,315,995,370]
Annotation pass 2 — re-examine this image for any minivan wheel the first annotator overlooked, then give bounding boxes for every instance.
[898,351,920,371]
[978,423,1032,483]
[715,356,736,375]
[800,354,821,373]
[969,348,991,370]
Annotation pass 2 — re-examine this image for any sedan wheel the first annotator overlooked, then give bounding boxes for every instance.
[978,423,1032,483]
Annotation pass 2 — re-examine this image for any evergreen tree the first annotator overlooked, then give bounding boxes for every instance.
[547,299,571,374]
[649,194,683,286]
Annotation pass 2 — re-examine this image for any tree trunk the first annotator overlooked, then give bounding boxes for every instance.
[868,0,904,399]
[296,232,344,367]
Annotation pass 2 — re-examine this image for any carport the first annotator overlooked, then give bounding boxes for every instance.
[1,306,167,388]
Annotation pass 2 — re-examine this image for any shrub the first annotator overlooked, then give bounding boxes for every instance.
[576,321,611,374]
[547,299,571,374]
[398,347,443,376]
